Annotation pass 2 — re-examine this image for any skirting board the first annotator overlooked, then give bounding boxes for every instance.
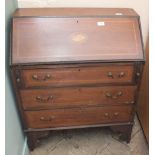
[22,137,29,155]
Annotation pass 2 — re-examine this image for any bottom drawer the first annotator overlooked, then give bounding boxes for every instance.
[25,106,133,129]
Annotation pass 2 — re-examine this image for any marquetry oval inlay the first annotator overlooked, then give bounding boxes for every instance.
[70,33,88,43]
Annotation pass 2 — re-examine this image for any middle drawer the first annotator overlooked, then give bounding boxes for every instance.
[21,86,136,110]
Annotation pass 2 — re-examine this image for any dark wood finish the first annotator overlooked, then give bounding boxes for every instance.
[25,105,133,129]
[10,68,27,129]
[25,122,133,132]
[21,64,135,87]
[137,37,149,142]
[10,8,144,150]
[21,86,136,110]
[27,131,50,151]
[110,124,133,143]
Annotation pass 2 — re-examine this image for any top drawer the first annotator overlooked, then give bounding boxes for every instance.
[21,64,135,88]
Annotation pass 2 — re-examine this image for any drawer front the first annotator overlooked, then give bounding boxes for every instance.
[25,106,133,129]
[21,86,136,110]
[22,64,135,87]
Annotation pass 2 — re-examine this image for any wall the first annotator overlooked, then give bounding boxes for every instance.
[18,0,149,45]
[5,0,29,154]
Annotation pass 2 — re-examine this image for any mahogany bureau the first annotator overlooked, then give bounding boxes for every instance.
[10,8,144,150]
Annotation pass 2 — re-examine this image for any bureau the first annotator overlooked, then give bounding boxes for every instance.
[10,8,144,150]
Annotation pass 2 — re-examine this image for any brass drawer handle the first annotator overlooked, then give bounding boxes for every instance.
[107,72,126,79]
[104,113,109,117]
[114,112,119,116]
[125,101,135,104]
[118,72,125,78]
[107,72,113,78]
[104,112,119,119]
[32,74,51,81]
[112,112,119,119]
[36,95,53,103]
[40,116,55,121]
[105,91,123,99]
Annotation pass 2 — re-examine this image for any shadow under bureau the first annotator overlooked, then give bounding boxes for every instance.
[10,8,144,150]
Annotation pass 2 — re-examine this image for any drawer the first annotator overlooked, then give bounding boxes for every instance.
[21,86,136,110]
[25,105,133,129]
[21,64,135,88]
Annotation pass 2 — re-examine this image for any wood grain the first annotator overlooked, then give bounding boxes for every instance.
[12,17,143,64]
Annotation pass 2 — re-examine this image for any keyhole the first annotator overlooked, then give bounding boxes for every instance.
[77,20,79,23]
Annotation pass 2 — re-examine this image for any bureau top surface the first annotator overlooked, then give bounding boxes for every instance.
[13,8,138,18]
[11,8,144,65]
